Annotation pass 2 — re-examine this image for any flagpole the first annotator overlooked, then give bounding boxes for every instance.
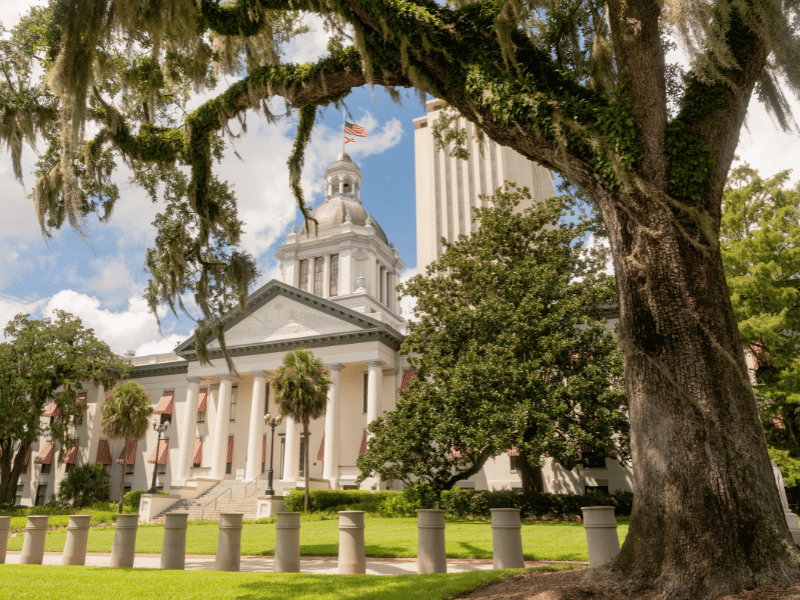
[342,108,346,155]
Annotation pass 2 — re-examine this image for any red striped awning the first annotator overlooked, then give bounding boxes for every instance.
[116,440,137,465]
[227,435,234,463]
[451,446,463,459]
[96,440,112,465]
[42,401,60,418]
[400,369,417,390]
[34,441,55,465]
[154,391,174,415]
[193,438,203,465]
[63,439,80,464]
[317,434,325,461]
[148,439,169,465]
[507,447,520,457]
[77,392,88,405]
[262,435,267,464]
[359,432,367,456]
[197,389,208,412]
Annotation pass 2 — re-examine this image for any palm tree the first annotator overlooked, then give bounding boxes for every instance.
[271,349,331,511]
[101,381,153,513]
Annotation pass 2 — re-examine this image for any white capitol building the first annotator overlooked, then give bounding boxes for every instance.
[15,107,633,511]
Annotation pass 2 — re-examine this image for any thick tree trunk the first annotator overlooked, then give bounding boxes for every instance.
[519,458,544,493]
[0,442,28,505]
[597,187,800,598]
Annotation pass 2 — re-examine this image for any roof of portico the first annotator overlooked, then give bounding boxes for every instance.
[172,279,406,363]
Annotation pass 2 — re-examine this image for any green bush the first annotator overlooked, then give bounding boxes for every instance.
[122,489,171,512]
[284,489,401,512]
[378,491,420,517]
[439,488,634,519]
[56,464,111,508]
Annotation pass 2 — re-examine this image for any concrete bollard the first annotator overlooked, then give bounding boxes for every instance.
[20,515,49,565]
[338,511,366,574]
[0,516,10,564]
[110,514,139,568]
[160,513,189,570]
[62,515,92,566]
[274,512,301,573]
[581,506,620,567]
[491,508,525,569]
[417,509,447,574]
[215,513,243,572]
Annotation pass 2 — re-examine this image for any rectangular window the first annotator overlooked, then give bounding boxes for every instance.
[582,449,607,469]
[157,463,166,475]
[279,436,286,480]
[226,462,232,475]
[299,259,310,291]
[264,384,270,416]
[363,373,369,414]
[160,412,170,425]
[299,437,306,478]
[197,409,205,423]
[125,462,134,475]
[386,272,391,307]
[41,462,51,474]
[124,485,132,496]
[329,254,339,296]
[379,266,385,304]
[35,484,47,506]
[65,463,75,474]
[313,257,324,296]
[15,484,23,505]
[510,455,524,473]
[585,485,609,494]
[229,386,238,421]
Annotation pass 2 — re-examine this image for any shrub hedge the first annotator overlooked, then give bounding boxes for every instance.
[284,490,400,512]
[123,489,172,511]
[283,487,633,519]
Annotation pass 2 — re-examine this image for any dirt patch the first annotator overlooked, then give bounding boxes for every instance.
[459,568,800,600]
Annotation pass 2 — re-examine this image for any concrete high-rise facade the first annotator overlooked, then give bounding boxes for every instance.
[413,99,556,269]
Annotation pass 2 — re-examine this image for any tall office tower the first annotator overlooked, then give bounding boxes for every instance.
[413,99,556,269]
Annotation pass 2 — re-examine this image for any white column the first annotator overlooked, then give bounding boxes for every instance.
[210,375,234,480]
[366,360,384,428]
[177,376,202,485]
[245,371,269,481]
[323,364,344,489]
[323,255,331,299]
[282,416,300,482]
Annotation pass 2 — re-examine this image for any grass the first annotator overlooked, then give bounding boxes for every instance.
[0,565,524,600]
[5,516,628,561]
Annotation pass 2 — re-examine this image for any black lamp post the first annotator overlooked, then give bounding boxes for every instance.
[149,419,169,494]
[264,413,283,496]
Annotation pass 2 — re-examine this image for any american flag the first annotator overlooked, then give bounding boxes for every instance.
[344,121,368,137]
[344,136,356,144]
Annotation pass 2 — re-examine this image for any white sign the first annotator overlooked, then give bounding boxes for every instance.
[236,469,244,481]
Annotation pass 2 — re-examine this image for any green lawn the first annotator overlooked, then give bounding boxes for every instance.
[6,516,627,561]
[0,565,522,600]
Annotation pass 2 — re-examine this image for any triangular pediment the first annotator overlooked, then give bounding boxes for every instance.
[174,280,401,356]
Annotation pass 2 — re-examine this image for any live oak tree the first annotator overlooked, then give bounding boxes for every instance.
[0,311,126,505]
[721,164,800,487]
[357,186,629,498]
[2,0,800,596]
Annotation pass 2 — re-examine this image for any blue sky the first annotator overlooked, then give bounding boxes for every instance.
[1,2,799,357]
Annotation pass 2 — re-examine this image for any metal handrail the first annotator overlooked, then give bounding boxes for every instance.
[243,471,268,498]
[200,487,233,520]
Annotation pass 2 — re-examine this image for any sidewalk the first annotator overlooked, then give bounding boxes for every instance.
[3,551,586,575]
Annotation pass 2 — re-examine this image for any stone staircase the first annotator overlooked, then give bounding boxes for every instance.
[152,478,269,522]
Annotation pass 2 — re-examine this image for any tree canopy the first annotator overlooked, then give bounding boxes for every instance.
[0,310,126,505]
[3,0,800,596]
[358,186,629,498]
[721,163,800,484]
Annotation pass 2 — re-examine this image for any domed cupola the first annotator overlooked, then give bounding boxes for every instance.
[298,153,389,244]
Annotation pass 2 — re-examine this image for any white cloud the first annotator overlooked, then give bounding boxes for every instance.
[398,266,418,320]
[43,290,191,356]
[283,14,335,64]
[0,293,47,331]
